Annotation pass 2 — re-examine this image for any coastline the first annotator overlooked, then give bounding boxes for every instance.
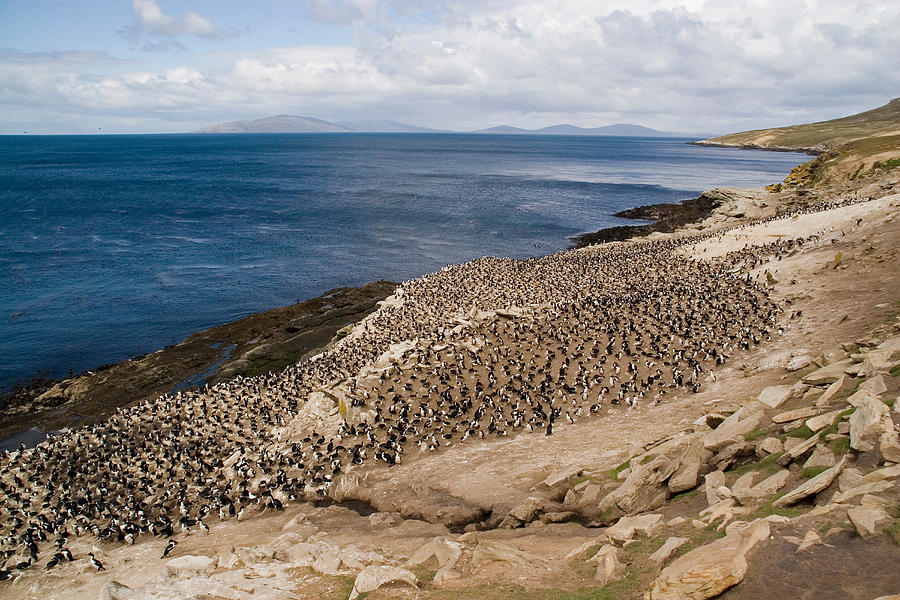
[0,280,396,443]
[570,190,724,247]
[688,139,823,155]
[0,145,820,444]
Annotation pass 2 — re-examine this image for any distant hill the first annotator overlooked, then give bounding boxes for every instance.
[695,97,900,153]
[473,123,673,136]
[475,125,532,134]
[337,120,448,133]
[194,115,353,134]
[195,115,442,134]
[194,115,674,136]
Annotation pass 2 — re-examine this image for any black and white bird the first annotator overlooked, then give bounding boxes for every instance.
[162,539,177,559]
[88,552,105,571]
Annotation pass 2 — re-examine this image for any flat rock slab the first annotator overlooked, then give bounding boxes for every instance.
[650,537,689,564]
[349,565,418,600]
[590,544,625,585]
[802,359,855,385]
[847,506,890,537]
[806,408,846,432]
[849,396,892,451]
[646,519,771,600]
[606,513,664,544]
[758,385,793,408]
[772,406,822,423]
[773,455,848,507]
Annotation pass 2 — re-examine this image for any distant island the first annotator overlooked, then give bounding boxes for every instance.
[193,114,674,136]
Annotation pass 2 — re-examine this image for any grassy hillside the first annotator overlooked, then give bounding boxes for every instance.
[698,98,900,188]
[700,97,900,152]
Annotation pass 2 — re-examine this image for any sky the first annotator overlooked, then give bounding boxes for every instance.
[1,0,898,134]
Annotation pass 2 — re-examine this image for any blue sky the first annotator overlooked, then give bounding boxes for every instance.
[1,0,898,134]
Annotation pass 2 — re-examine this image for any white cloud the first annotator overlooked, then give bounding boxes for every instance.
[3,1,899,133]
[119,0,241,48]
[133,0,217,37]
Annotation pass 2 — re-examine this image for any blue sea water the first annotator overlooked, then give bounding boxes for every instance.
[0,133,808,391]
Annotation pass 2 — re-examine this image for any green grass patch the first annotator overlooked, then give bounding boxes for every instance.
[606,459,631,481]
[874,157,900,170]
[743,426,767,442]
[890,364,900,377]
[731,452,784,477]
[800,466,829,479]
[885,521,900,545]
[784,424,814,439]
[412,567,437,583]
[885,397,897,408]
[677,526,727,557]
[828,436,851,456]
[572,475,591,486]
[750,495,807,520]
[818,520,851,536]
[623,536,667,561]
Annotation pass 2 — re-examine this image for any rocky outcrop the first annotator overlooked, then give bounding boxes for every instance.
[349,565,418,600]
[646,519,771,600]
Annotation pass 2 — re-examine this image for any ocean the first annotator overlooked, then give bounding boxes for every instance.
[0,133,807,391]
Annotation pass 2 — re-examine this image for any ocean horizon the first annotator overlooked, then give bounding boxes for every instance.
[0,133,808,392]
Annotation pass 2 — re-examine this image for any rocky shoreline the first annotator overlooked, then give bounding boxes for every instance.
[0,280,396,442]
[689,140,823,155]
[571,189,731,247]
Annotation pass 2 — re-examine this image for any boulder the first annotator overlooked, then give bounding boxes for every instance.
[745,470,790,498]
[795,530,824,553]
[650,537,689,564]
[772,407,821,423]
[669,439,713,494]
[815,376,846,407]
[471,539,547,568]
[847,505,890,538]
[859,375,888,396]
[406,537,462,569]
[756,437,783,457]
[832,480,894,504]
[578,484,607,507]
[540,466,583,490]
[704,470,726,506]
[757,385,792,409]
[806,408,846,432]
[803,445,837,469]
[597,455,677,517]
[165,555,215,579]
[98,582,135,600]
[802,359,855,385]
[786,355,812,371]
[821,348,850,365]
[348,565,418,600]
[773,455,847,507]
[880,430,900,463]
[606,513,664,544]
[590,544,625,585]
[703,406,764,452]
[503,496,559,526]
[847,389,883,407]
[849,396,892,451]
[776,433,820,467]
[732,472,758,495]
[645,519,770,600]
[711,441,755,470]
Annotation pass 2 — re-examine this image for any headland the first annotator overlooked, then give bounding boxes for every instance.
[1,100,899,600]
